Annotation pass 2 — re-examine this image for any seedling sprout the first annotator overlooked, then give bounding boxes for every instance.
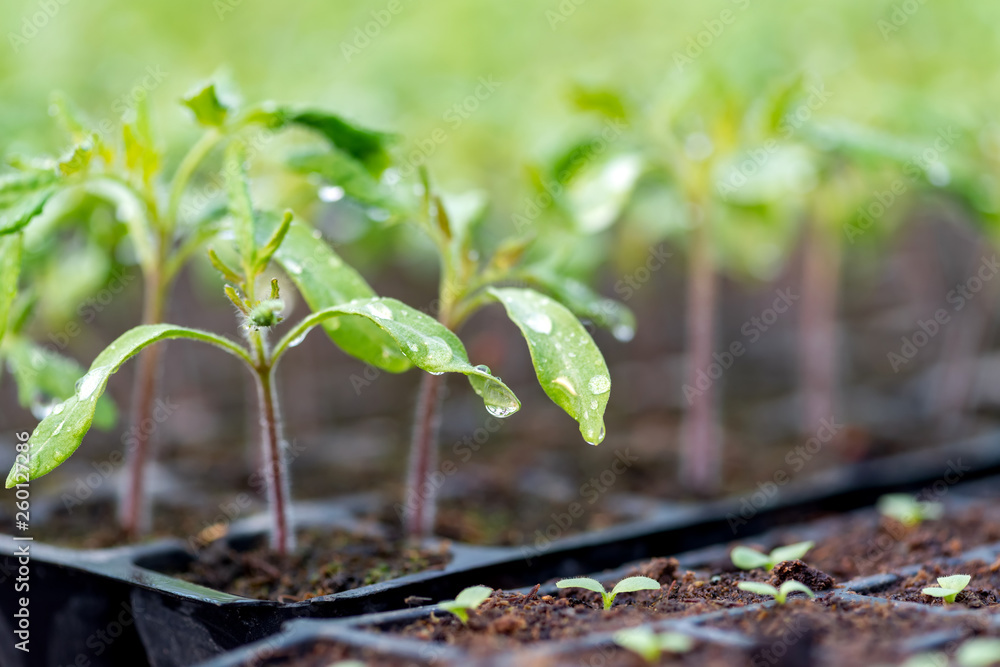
[956,637,1000,667]
[737,581,816,604]
[730,541,814,571]
[921,574,971,604]
[438,585,493,624]
[556,576,661,610]
[613,627,693,663]
[877,494,944,527]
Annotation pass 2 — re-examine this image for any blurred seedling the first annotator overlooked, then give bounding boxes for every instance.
[438,585,493,624]
[877,494,944,527]
[737,581,815,604]
[922,574,971,604]
[730,541,814,571]
[613,627,693,663]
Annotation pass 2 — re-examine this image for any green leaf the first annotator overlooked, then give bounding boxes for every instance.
[936,574,971,592]
[263,217,411,373]
[522,271,636,342]
[5,324,249,487]
[487,287,610,444]
[956,638,1000,667]
[0,171,59,235]
[769,541,814,564]
[731,546,773,570]
[555,577,606,596]
[288,149,399,212]
[737,582,778,598]
[440,584,492,621]
[82,178,157,271]
[776,581,815,602]
[285,109,394,174]
[614,628,692,663]
[610,576,661,597]
[565,154,643,233]
[181,83,230,127]
[0,233,22,346]
[272,297,520,419]
[4,338,118,431]
[225,142,256,277]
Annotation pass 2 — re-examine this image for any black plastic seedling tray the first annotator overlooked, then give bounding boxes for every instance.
[4,431,1000,666]
[194,516,1000,666]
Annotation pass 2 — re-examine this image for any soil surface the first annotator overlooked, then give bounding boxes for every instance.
[704,597,993,666]
[876,558,1000,609]
[237,640,431,667]
[173,528,452,602]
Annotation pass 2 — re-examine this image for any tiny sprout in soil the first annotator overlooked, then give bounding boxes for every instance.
[877,493,944,526]
[613,626,693,663]
[556,576,661,610]
[921,574,971,603]
[730,540,814,571]
[438,585,493,624]
[737,580,816,604]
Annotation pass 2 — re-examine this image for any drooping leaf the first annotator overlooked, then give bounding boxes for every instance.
[777,581,816,601]
[523,270,636,342]
[5,324,249,487]
[181,83,230,127]
[258,215,411,373]
[0,233,22,346]
[288,149,399,213]
[0,171,59,235]
[487,287,610,444]
[4,337,118,431]
[284,109,394,174]
[273,297,520,419]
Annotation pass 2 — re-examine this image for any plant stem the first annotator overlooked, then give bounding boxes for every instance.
[119,266,166,538]
[404,372,447,539]
[798,216,841,434]
[254,363,294,554]
[680,204,720,493]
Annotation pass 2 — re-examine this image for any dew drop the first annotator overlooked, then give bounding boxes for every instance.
[422,336,452,365]
[526,313,552,335]
[612,324,636,342]
[312,229,323,240]
[590,400,598,409]
[486,403,518,418]
[588,375,611,394]
[75,369,104,399]
[319,185,345,202]
[286,330,310,348]
[366,301,394,320]
[284,260,303,276]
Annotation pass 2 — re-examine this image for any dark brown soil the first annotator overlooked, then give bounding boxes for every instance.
[876,558,1000,609]
[381,558,788,650]
[173,528,452,602]
[768,559,836,591]
[705,597,993,666]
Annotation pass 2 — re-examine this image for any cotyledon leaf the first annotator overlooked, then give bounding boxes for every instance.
[273,297,520,419]
[488,287,610,444]
[5,324,250,487]
[0,233,22,346]
[260,216,412,373]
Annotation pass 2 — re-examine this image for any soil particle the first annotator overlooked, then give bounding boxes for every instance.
[768,559,836,591]
[174,528,451,601]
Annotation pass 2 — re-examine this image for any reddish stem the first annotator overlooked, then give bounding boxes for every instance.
[680,211,720,492]
[404,372,446,539]
[255,366,294,554]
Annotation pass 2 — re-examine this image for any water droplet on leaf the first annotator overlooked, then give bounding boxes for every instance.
[526,313,552,335]
[612,324,635,342]
[75,369,104,399]
[319,185,345,202]
[366,301,394,320]
[588,375,611,394]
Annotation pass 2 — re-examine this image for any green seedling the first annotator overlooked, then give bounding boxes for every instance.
[921,574,971,604]
[556,576,661,610]
[956,637,1000,667]
[0,81,415,540]
[3,153,516,556]
[438,585,493,624]
[737,581,816,604]
[877,494,944,527]
[612,626,693,663]
[730,541,814,571]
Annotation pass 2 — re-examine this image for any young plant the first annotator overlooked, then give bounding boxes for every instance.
[556,576,661,610]
[877,494,944,527]
[293,154,631,538]
[737,581,815,604]
[4,153,517,556]
[956,637,1000,667]
[921,574,971,604]
[730,541,814,571]
[438,585,493,624]
[0,81,411,538]
[613,627,693,663]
